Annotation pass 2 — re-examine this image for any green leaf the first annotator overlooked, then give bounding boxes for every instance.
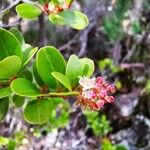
[16,3,42,19]
[66,0,74,4]
[19,69,33,82]
[9,28,25,46]
[33,62,45,87]
[23,99,53,124]
[0,87,12,99]
[23,47,38,67]
[0,28,22,61]
[0,56,21,80]
[80,58,94,77]
[10,78,41,97]
[51,72,72,91]
[66,55,83,87]
[0,97,9,122]
[12,95,25,107]
[36,46,66,89]
[49,10,89,30]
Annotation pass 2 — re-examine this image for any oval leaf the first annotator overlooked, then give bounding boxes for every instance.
[0,97,9,122]
[12,95,25,107]
[23,47,38,67]
[23,99,53,124]
[36,46,66,89]
[16,3,42,19]
[9,28,25,46]
[33,62,45,87]
[0,56,21,80]
[0,28,22,61]
[10,78,41,97]
[66,55,83,87]
[19,69,33,81]
[80,58,94,77]
[0,87,12,99]
[49,10,89,30]
[51,72,72,91]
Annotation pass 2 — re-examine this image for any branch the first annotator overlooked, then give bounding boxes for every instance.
[0,0,42,15]
[0,0,21,14]
[58,33,79,51]
[120,63,145,69]
[0,21,20,28]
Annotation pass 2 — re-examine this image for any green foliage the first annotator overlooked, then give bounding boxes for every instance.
[19,69,33,82]
[0,97,9,122]
[49,10,89,30]
[103,0,132,42]
[98,58,121,74]
[66,55,83,88]
[0,87,12,99]
[0,136,16,150]
[52,72,72,91]
[48,99,69,129]
[80,58,95,77]
[0,56,21,80]
[9,28,25,46]
[0,3,94,124]
[11,95,25,107]
[0,28,22,61]
[11,78,41,97]
[131,20,143,34]
[16,1,89,30]
[102,138,127,150]
[16,4,42,19]
[84,112,112,136]
[22,47,38,67]
[145,80,150,94]
[36,46,66,89]
[24,99,53,124]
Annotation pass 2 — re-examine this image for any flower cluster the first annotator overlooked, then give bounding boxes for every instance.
[43,1,73,14]
[75,76,116,111]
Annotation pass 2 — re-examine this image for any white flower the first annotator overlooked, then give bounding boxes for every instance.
[79,76,96,91]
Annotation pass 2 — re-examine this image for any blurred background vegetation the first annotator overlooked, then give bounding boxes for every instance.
[0,0,150,149]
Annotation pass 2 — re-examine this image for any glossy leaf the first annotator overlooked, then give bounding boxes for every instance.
[0,56,21,80]
[33,62,45,87]
[16,3,42,19]
[23,99,53,124]
[66,55,83,87]
[19,69,33,81]
[66,0,74,4]
[10,78,41,97]
[36,46,66,89]
[51,72,72,91]
[0,28,22,61]
[23,47,38,67]
[0,87,12,99]
[9,28,25,46]
[0,97,9,122]
[12,95,25,107]
[49,10,89,30]
[80,58,94,77]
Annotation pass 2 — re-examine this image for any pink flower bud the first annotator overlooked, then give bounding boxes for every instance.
[104,96,114,103]
[96,77,104,84]
[102,82,109,88]
[96,100,105,109]
[99,90,107,98]
[89,91,97,99]
[107,85,116,93]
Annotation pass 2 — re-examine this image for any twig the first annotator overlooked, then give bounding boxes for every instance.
[59,33,79,51]
[78,20,96,57]
[120,63,145,69]
[0,21,20,28]
[0,0,20,14]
